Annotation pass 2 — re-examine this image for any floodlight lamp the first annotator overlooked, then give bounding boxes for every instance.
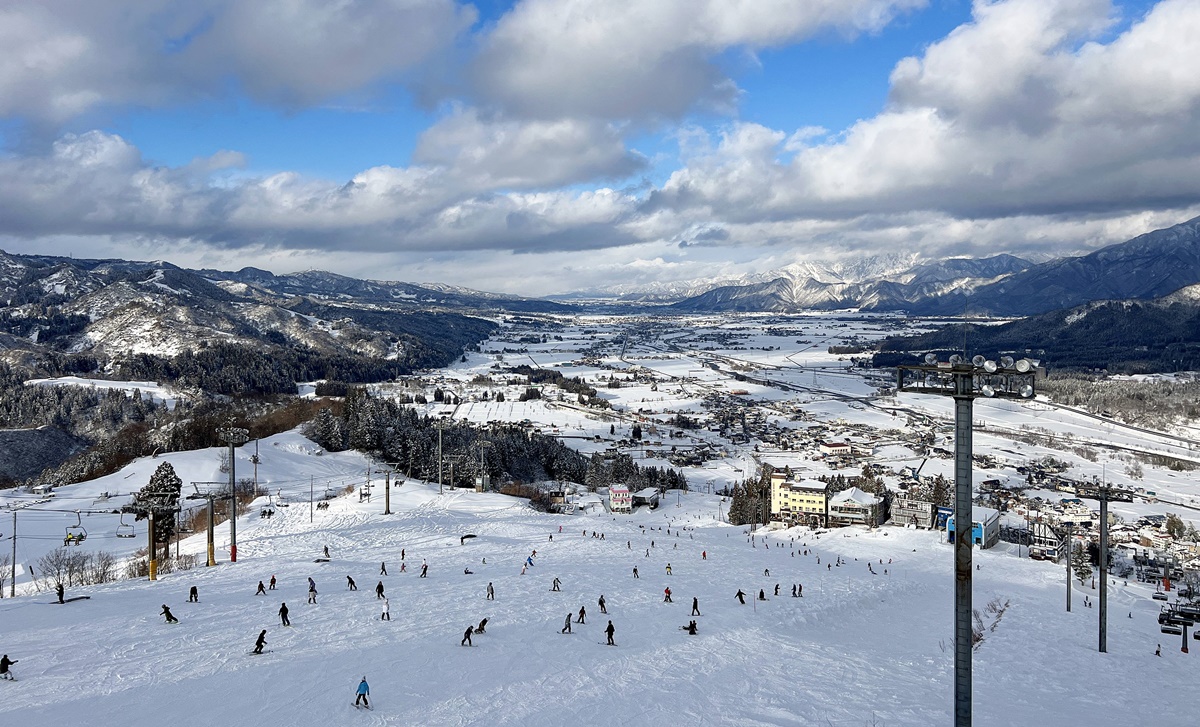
[980,385,995,397]
[972,355,986,367]
[983,360,998,373]
[1015,359,1032,373]
[924,353,938,365]
[1000,355,1015,369]
[949,354,963,365]
[1020,384,1034,398]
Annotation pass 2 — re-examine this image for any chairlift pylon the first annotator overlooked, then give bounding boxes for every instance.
[65,511,87,546]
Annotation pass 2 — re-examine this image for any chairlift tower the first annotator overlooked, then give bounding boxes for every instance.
[218,423,249,563]
[897,353,1041,727]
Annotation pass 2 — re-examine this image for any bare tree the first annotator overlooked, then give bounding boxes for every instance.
[0,552,10,596]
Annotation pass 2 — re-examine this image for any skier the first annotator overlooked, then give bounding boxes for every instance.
[279,602,290,626]
[552,577,561,592]
[252,630,267,654]
[0,654,16,680]
[702,551,706,560]
[256,581,267,595]
[1156,644,1162,657]
[376,582,385,599]
[605,620,616,646]
[420,564,428,578]
[764,568,770,577]
[774,584,780,597]
[666,563,672,575]
[561,613,573,634]
[269,575,276,590]
[577,606,586,624]
[791,584,797,598]
[486,582,495,600]
[461,626,474,646]
[381,598,390,621]
[189,586,199,603]
[632,566,639,579]
[758,589,767,601]
[56,583,65,604]
[598,595,607,614]
[400,562,407,573]
[798,583,803,597]
[380,562,388,576]
[735,589,746,605]
[691,597,700,616]
[161,604,179,623]
[347,576,357,591]
[663,587,672,603]
[526,556,534,568]
[355,677,370,708]
[308,583,318,604]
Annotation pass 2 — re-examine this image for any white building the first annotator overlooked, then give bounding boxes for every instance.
[827,487,886,528]
[609,485,632,514]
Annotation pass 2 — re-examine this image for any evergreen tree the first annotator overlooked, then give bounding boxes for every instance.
[1070,543,1093,584]
[128,461,183,562]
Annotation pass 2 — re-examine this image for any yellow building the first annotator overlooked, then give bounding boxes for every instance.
[770,472,829,528]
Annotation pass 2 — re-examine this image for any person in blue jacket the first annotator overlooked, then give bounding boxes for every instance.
[355,677,370,707]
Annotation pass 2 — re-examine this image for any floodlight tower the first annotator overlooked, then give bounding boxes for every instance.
[897,353,1041,727]
[218,423,250,562]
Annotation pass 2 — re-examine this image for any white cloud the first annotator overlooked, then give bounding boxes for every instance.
[0,0,475,122]
[470,0,927,120]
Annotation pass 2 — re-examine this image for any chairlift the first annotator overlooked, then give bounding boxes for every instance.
[116,513,135,539]
[65,511,87,546]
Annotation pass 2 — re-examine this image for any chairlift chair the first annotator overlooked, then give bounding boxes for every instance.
[116,513,135,539]
[65,511,87,545]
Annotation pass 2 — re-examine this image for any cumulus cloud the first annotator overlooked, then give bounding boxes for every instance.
[0,0,475,122]
[413,108,647,189]
[652,0,1200,229]
[470,0,927,120]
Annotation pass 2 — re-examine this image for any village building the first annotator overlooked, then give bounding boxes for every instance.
[827,487,887,528]
[769,472,829,528]
[609,485,632,515]
[947,506,1001,549]
[1028,520,1067,561]
[890,495,937,529]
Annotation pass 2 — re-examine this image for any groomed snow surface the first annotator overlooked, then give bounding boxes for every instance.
[4,461,1199,725]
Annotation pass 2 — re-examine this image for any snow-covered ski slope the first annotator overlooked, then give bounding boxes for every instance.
[3,454,1199,725]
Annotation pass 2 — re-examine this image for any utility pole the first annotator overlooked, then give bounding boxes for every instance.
[1066,522,1074,612]
[218,423,249,563]
[1099,483,1109,653]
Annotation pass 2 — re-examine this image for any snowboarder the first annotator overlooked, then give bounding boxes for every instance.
[380,562,388,576]
[161,604,179,623]
[798,583,803,597]
[577,606,586,624]
[461,626,474,646]
[464,567,473,575]
[666,563,672,575]
[323,545,330,558]
[561,613,573,634]
[0,655,16,680]
[663,587,673,603]
[598,595,607,614]
[486,582,495,600]
[735,589,746,604]
[376,581,385,599]
[420,564,428,578]
[763,568,770,577]
[252,630,267,654]
[279,602,290,626]
[632,566,639,579]
[682,620,697,635]
[56,583,64,604]
[774,584,780,597]
[691,597,700,616]
[308,583,318,604]
[552,577,561,592]
[256,581,267,595]
[702,551,706,560]
[355,677,370,708]
[758,589,766,601]
[526,556,534,568]
[605,620,616,646]
[791,584,797,598]
[475,618,487,634]
[189,586,199,603]
[401,549,406,560]
[347,576,357,591]
[381,598,390,621]
[1156,644,1162,657]
[269,575,276,590]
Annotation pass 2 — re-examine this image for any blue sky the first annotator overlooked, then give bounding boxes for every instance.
[0,0,1194,295]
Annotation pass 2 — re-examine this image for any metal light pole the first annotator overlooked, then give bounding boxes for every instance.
[218,424,249,563]
[436,420,447,495]
[477,441,492,491]
[1066,523,1074,612]
[898,353,1041,727]
[11,511,17,597]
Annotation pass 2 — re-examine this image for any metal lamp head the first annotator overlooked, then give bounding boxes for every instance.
[983,359,997,373]
[971,355,986,367]
[999,355,1015,369]
[924,353,938,365]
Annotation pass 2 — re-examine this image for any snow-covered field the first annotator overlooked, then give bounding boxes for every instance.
[2,443,1199,726]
